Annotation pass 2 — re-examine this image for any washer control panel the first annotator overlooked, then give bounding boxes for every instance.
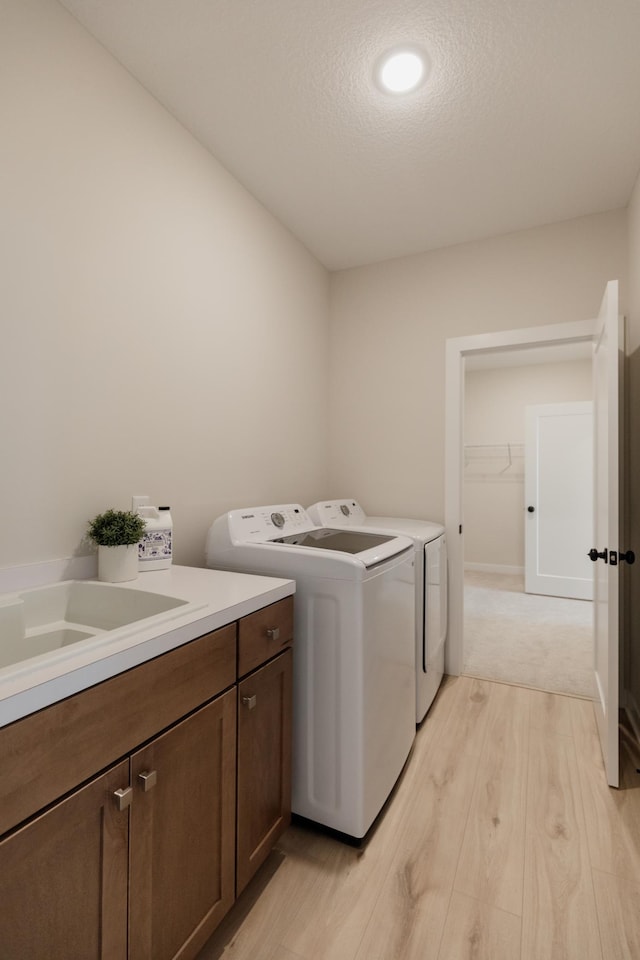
[228,504,316,543]
[307,499,367,527]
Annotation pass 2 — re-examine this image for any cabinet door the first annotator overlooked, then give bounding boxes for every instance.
[129,688,236,960]
[0,760,130,960]
[237,648,292,895]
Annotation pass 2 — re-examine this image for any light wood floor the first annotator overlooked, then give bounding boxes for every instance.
[197,676,640,960]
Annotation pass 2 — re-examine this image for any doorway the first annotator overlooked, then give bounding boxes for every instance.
[461,349,594,696]
[444,318,597,682]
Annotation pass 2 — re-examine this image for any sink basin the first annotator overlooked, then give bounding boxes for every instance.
[0,580,190,671]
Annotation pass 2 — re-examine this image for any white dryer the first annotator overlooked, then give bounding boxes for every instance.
[206,504,415,840]
[307,500,447,723]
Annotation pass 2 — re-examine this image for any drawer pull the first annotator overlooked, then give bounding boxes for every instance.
[113,786,133,811]
[266,627,280,642]
[242,695,257,710]
[138,770,157,792]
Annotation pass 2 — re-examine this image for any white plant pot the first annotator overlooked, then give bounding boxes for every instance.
[98,544,139,583]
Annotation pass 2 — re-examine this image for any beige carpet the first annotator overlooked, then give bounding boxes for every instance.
[463,570,595,698]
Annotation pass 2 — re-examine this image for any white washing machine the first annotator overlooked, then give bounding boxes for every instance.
[206,504,416,840]
[307,500,447,723]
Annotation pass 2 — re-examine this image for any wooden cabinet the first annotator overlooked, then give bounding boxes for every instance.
[236,597,293,894]
[0,760,130,960]
[237,648,292,894]
[0,623,236,838]
[0,595,294,959]
[129,690,236,960]
[237,596,294,677]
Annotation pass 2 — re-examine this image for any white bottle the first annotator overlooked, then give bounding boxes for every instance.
[138,505,173,571]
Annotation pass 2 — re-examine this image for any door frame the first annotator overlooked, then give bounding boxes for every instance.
[444,318,597,676]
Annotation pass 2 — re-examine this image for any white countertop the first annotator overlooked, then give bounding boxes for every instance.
[0,565,294,728]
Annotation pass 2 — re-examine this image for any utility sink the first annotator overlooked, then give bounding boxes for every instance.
[0,580,191,671]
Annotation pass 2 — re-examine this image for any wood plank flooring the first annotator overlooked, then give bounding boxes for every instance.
[196,676,640,960]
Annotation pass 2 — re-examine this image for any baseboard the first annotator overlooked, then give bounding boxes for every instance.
[0,554,97,593]
[464,562,524,575]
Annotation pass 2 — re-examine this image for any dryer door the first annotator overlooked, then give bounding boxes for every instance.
[424,535,448,669]
[418,535,448,721]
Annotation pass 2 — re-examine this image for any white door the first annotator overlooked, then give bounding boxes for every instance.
[524,402,593,600]
[592,280,622,787]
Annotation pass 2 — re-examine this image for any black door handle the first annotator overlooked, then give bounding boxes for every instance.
[589,548,633,564]
[527,506,535,513]
[588,548,608,563]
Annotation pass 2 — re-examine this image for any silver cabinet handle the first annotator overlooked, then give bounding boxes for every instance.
[266,627,280,642]
[138,769,157,792]
[241,695,257,710]
[113,786,133,811]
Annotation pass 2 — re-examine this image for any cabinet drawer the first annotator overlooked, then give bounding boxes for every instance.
[238,597,293,677]
[0,623,236,837]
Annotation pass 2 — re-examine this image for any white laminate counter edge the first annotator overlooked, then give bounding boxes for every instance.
[0,565,295,728]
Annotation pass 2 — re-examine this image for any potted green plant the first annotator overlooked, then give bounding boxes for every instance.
[87,508,146,582]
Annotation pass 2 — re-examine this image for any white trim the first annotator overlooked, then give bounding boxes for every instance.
[464,563,524,575]
[0,554,97,594]
[445,318,597,676]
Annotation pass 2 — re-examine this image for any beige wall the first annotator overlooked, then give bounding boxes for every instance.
[328,211,627,522]
[0,0,329,569]
[626,170,640,723]
[1,1,637,732]
[464,361,592,568]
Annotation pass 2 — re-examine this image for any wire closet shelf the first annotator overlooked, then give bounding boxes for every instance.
[464,442,525,482]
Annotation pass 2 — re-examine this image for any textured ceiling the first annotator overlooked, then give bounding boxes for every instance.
[58,0,640,270]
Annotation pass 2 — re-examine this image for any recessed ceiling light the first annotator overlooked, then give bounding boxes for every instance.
[375,46,428,95]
